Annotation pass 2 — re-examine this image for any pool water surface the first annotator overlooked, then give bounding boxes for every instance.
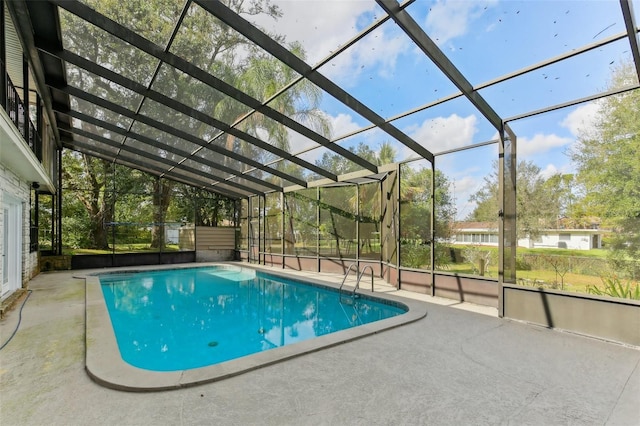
[99,266,406,371]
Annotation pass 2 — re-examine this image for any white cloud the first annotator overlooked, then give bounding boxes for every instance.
[454,175,480,196]
[539,163,559,179]
[289,112,362,155]
[453,175,485,219]
[327,112,362,137]
[517,133,573,157]
[251,2,409,85]
[539,163,575,180]
[425,0,498,46]
[322,26,410,83]
[405,114,478,154]
[251,1,376,65]
[290,112,364,164]
[287,128,319,154]
[561,102,601,138]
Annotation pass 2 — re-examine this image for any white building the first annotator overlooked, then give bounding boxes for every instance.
[518,229,602,250]
[451,222,604,250]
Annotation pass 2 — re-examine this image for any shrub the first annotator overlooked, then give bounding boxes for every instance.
[434,244,452,270]
[587,275,640,300]
[515,255,531,271]
[400,243,430,269]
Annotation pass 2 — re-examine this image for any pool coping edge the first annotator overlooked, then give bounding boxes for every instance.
[83,262,428,392]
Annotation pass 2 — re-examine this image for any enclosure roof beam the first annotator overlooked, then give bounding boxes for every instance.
[376,0,504,133]
[61,124,270,196]
[620,0,640,83]
[45,81,308,189]
[195,0,435,164]
[62,140,246,198]
[56,110,283,193]
[37,43,338,182]
[505,84,640,123]
[48,0,376,174]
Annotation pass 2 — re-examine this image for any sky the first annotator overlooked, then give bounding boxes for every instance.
[249,0,638,218]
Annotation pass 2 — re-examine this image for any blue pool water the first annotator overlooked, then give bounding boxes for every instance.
[99,266,406,371]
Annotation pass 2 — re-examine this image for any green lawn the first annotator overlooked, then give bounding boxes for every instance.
[437,245,622,295]
[517,247,608,258]
[515,269,602,293]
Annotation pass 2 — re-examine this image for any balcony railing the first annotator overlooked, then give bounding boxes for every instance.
[4,71,42,160]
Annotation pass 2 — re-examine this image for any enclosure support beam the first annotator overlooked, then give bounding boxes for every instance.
[430,161,436,297]
[56,148,63,255]
[379,179,384,272]
[280,192,285,266]
[498,124,518,318]
[316,187,320,273]
[620,0,640,82]
[261,195,265,265]
[396,163,402,289]
[356,184,360,269]
[64,126,266,196]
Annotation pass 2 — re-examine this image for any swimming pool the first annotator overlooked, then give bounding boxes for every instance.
[84,264,427,390]
[99,266,405,371]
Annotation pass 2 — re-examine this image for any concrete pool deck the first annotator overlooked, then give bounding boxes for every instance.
[1,263,639,425]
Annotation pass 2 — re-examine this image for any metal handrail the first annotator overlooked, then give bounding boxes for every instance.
[339,263,376,302]
[355,265,375,295]
[4,72,41,157]
[338,262,358,294]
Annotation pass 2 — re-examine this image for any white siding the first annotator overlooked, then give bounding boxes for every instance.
[1,164,37,293]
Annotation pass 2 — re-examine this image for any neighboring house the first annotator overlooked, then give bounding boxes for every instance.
[518,229,602,250]
[451,221,604,250]
[1,4,60,301]
[451,222,500,247]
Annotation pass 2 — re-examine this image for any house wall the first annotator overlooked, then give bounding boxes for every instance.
[519,232,600,250]
[453,230,600,251]
[0,163,38,293]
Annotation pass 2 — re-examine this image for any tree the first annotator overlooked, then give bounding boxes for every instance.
[399,163,456,269]
[570,61,640,270]
[313,142,397,257]
[315,141,378,175]
[400,165,456,241]
[540,173,576,225]
[60,0,328,249]
[378,141,397,166]
[541,254,572,290]
[468,160,561,240]
[149,177,172,249]
[172,184,235,227]
[62,151,146,249]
